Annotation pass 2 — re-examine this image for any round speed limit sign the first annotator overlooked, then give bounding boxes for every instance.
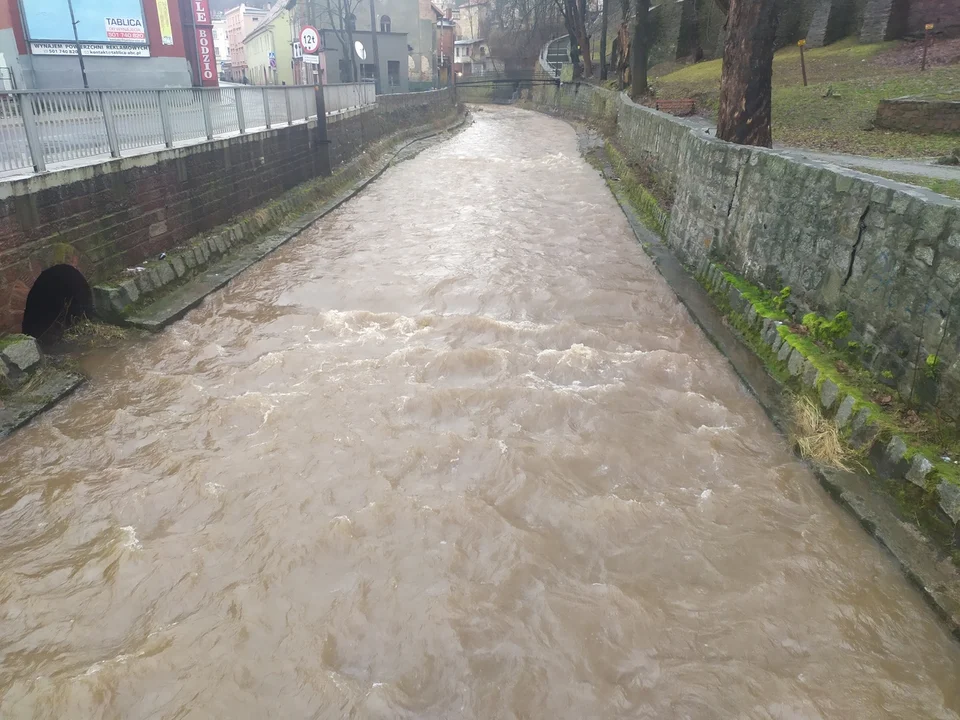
[300,25,320,54]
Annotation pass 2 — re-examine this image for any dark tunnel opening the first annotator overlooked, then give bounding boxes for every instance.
[22,264,93,342]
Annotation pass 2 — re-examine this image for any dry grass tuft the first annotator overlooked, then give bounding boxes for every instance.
[63,319,127,344]
[790,395,860,471]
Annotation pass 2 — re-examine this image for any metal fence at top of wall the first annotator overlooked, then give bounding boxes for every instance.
[0,82,378,178]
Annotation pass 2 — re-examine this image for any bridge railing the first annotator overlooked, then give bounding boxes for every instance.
[0,82,378,177]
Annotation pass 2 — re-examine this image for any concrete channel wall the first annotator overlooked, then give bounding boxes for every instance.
[0,89,456,334]
[529,82,960,409]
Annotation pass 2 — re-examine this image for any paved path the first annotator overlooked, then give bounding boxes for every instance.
[686,117,960,182]
[777,147,960,181]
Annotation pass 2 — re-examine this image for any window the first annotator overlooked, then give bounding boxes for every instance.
[387,59,399,86]
[348,14,357,30]
[380,15,391,33]
[360,63,376,80]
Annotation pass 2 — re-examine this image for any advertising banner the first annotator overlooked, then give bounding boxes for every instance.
[104,17,146,43]
[191,0,218,86]
[155,0,175,46]
[23,0,150,57]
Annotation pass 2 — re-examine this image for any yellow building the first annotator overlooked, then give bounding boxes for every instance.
[243,4,295,85]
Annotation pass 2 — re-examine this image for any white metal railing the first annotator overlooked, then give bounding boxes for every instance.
[323,82,377,115]
[0,82,377,177]
[540,35,568,78]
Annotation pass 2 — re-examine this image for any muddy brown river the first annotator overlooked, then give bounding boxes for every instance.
[2,106,960,719]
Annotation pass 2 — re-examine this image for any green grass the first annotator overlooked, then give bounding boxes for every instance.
[651,38,960,158]
[850,168,960,199]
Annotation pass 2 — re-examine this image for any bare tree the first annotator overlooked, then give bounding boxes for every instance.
[488,0,564,69]
[599,0,608,80]
[613,0,630,88]
[716,0,780,146]
[553,0,592,78]
[630,0,649,96]
[319,0,364,82]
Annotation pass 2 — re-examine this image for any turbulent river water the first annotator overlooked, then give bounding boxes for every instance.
[2,106,960,719]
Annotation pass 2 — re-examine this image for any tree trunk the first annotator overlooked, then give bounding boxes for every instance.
[630,0,649,97]
[578,0,592,77]
[716,0,780,147]
[600,0,608,80]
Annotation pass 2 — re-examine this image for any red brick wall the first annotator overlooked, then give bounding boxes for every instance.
[144,0,188,58]
[0,90,455,333]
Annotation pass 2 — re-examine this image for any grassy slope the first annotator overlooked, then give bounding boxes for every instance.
[650,39,960,158]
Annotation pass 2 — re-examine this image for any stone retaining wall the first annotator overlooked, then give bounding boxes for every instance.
[529,82,960,409]
[875,97,960,134]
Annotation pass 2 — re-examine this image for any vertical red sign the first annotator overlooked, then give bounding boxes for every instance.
[192,0,218,86]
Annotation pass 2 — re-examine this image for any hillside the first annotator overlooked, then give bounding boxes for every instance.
[650,38,960,158]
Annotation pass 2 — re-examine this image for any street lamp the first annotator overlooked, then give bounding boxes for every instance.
[66,0,90,89]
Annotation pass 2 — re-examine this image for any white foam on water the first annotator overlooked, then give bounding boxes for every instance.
[120,526,142,551]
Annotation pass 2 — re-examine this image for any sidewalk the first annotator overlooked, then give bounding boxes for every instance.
[686,116,960,182]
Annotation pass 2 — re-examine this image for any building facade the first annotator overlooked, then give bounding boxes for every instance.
[0,0,194,89]
[292,0,432,89]
[453,38,491,76]
[243,3,295,85]
[319,28,409,91]
[212,14,231,78]
[225,3,268,82]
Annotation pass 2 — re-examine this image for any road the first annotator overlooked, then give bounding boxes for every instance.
[1,106,959,719]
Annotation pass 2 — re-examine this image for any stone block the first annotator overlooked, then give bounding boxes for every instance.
[850,414,879,449]
[890,193,911,215]
[745,304,758,329]
[728,286,745,315]
[183,249,198,269]
[937,481,960,525]
[834,395,856,427]
[214,234,228,254]
[787,348,805,376]
[147,267,163,291]
[136,271,154,295]
[157,261,177,287]
[905,454,934,489]
[913,245,935,267]
[778,340,794,363]
[937,259,960,285]
[120,279,140,306]
[819,378,839,410]
[171,256,187,278]
[802,360,819,389]
[771,333,784,354]
[886,435,908,465]
[1,336,40,373]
